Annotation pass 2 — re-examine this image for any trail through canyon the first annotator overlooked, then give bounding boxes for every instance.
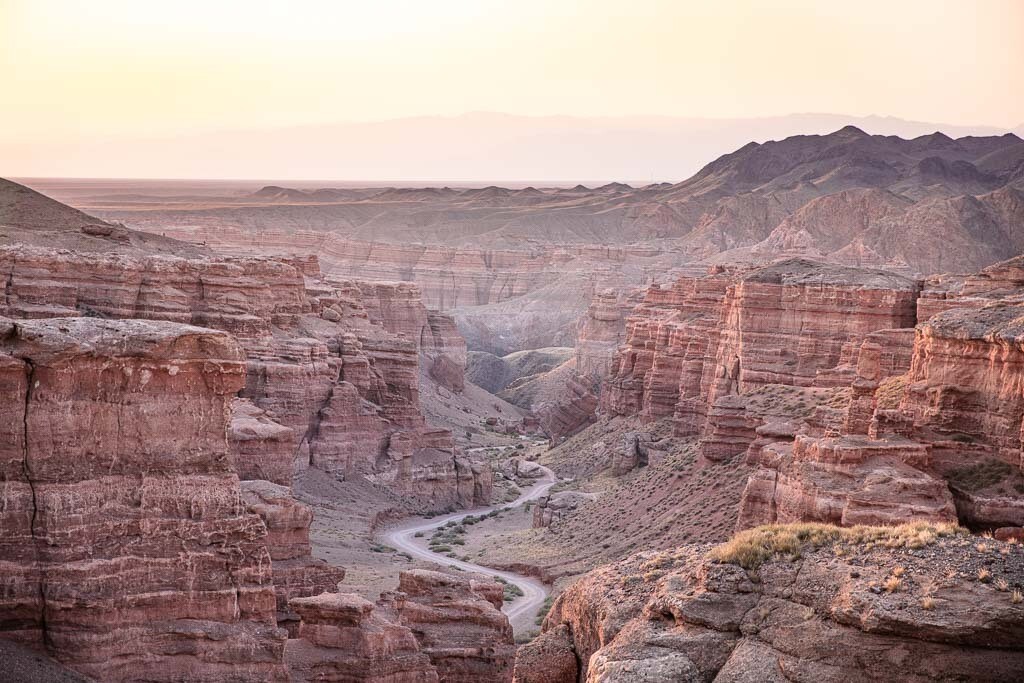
[381,464,557,634]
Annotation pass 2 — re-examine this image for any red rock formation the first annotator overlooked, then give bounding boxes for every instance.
[383,570,515,683]
[535,368,600,443]
[286,570,514,682]
[0,245,490,510]
[536,529,1024,682]
[0,316,287,682]
[512,624,578,683]
[229,398,296,485]
[575,288,640,382]
[602,265,733,429]
[285,593,437,682]
[738,256,1024,533]
[603,260,918,449]
[240,480,345,635]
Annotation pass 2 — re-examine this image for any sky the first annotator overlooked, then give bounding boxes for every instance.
[2,0,1022,179]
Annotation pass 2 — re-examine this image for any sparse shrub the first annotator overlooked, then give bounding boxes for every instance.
[921,596,935,610]
[884,575,902,593]
[708,522,963,569]
[996,578,1010,592]
[620,575,642,588]
[978,568,992,583]
[1012,590,1023,604]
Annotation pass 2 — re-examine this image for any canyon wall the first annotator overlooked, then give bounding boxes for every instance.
[575,287,642,382]
[137,225,665,311]
[600,256,1024,534]
[602,259,918,440]
[0,245,488,510]
[0,317,287,681]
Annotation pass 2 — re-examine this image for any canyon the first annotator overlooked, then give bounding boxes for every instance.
[3,123,1024,682]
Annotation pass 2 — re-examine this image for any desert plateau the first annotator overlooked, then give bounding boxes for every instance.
[2,1,1024,681]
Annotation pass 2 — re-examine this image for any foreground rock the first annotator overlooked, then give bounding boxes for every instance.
[0,317,286,681]
[533,523,1024,682]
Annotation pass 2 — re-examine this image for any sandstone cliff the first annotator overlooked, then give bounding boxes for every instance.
[0,317,287,681]
[0,245,488,511]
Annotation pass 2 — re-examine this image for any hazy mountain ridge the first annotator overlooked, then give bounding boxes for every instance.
[6,112,1021,182]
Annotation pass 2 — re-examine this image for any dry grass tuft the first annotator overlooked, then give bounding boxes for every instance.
[875,375,908,409]
[1012,590,1023,604]
[978,568,992,583]
[884,575,903,593]
[921,596,936,610]
[708,522,963,569]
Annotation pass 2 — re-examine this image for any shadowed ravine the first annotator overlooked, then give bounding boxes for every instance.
[381,465,557,635]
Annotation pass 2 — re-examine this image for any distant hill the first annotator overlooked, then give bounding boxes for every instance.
[0,177,206,256]
[16,126,1024,274]
[4,112,1018,181]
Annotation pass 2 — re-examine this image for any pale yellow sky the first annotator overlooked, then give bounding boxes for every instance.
[1,0,1021,147]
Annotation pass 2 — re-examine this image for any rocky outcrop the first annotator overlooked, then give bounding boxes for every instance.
[602,265,734,427]
[512,624,579,683]
[344,279,468,393]
[0,317,287,681]
[286,570,514,682]
[535,525,1024,682]
[383,570,516,682]
[535,367,600,443]
[229,398,296,485]
[240,480,346,635]
[285,592,437,682]
[738,256,1024,533]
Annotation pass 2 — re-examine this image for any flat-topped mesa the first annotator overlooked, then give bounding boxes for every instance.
[0,245,488,510]
[707,259,919,400]
[601,260,921,451]
[0,317,287,682]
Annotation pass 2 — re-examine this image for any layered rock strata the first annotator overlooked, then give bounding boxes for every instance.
[286,570,514,682]
[0,316,287,681]
[0,245,488,510]
[240,480,346,635]
[602,259,918,444]
[738,257,1024,532]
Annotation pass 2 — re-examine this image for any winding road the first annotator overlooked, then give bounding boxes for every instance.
[380,464,557,634]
